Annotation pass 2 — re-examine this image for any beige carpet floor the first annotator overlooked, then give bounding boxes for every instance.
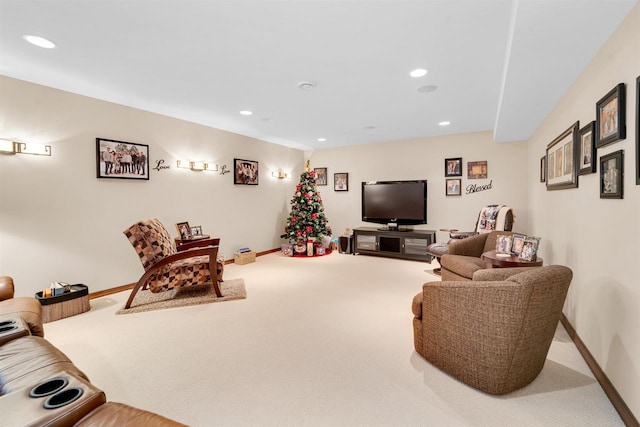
[44,252,623,426]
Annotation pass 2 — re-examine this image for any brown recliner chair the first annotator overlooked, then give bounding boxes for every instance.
[0,276,44,338]
[412,265,573,395]
[440,230,524,281]
[427,205,514,274]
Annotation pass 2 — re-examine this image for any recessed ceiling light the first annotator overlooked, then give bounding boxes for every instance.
[409,68,428,78]
[439,121,451,126]
[298,81,316,91]
[417,85,438,93]
[317,138,326,142]
[23,35,56,49]
[239,110,253,116]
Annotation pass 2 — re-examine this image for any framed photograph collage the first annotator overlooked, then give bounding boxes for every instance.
[543,77,639,199]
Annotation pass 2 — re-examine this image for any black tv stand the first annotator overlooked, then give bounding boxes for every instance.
[353,227,436,262]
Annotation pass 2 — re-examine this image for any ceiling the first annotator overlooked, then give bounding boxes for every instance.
[0,0,637,151]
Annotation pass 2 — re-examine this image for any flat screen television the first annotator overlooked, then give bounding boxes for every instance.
[361,180,427,229]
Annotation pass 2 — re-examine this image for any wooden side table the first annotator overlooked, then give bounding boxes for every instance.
[175,234,210,247]
[481,250,543,269]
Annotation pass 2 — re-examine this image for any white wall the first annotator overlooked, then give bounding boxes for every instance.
[309,131,529,243]
[527,3,640,418]
[0,76,304,297]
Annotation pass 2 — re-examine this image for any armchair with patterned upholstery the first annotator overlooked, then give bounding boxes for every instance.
[412,265,573,395]
[122,218,225,309]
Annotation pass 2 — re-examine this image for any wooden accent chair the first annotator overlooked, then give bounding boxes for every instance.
[412,265,573,395]
[122,218,224,309]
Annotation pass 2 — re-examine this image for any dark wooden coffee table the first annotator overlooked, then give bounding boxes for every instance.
[481,250,543,269]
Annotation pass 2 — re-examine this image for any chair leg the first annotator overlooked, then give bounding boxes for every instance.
[124,280,145,309]
[210,263,223,297]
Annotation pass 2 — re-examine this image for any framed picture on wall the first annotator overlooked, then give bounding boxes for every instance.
[546,121,579,191]
[314,167,328,186]
[600,150,624,199]
[467,161,487,179]
[445,179,461,196]
[596,83,626,148]
[234,158,259,185]
[445,157,462,177]
[96,138,149,180]
[334,173,349,191]
[540,156,546,183]
[578,121,596,175]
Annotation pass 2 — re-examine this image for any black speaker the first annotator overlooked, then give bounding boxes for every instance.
[339,236,352,254]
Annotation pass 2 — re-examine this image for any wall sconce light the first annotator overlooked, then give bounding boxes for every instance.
[177,160,218,172]
[0,139,16,154]
[15,142,51,156]
[272,171,290,179]
[0,140,51,156]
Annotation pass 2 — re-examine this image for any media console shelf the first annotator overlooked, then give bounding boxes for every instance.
[353,227,436,262]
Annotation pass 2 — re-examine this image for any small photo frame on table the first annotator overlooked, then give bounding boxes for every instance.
[190,225,203,236]
[334,173,349,191]
[467,161,487,179]
[445,179,461,196]
[596,83,626,148]
[519,237,540,262]
[546,121,579,191]
[578,121,596,175]
[496,234,513,254]
[445,157,462,177]
[234,158,259,185]
[511,234,527,256]
[176,222,191,240]
[314,168,328,186]
[540,156,546,183]
[600,150,624,199]
[96,138,149,180]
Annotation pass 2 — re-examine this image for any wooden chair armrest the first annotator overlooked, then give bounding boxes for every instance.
[177,238,220,252]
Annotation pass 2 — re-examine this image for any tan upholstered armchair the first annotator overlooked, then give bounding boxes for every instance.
[440,230,521,281]
[412,265,573,395]
[123,218,225,309]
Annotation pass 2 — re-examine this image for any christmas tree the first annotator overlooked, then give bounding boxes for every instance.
[281,168,332,243]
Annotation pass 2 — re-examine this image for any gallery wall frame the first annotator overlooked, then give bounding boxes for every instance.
[234,158,259,185]
[446,178,461,196]
[546,121,579,191]
[540,156,546,183]
[445,157,462,177]
[595,83,626,148]
[334,172,348,191]
[578,121,596,175]
[600,150,624,199]
[96,138,149,180]
[467,161,488,179]
[314,167,328,186]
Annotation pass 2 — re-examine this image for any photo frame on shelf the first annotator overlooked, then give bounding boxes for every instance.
[445,178,461,196]
[600,150,624,199]
[578,121,596,175]
[511,234,527,256]
[445,157,462,177]
[314,167,328,186]
[519,237,540,262]
[96,138,149,180]
[540,156,546,183]
[176,222,191,240]
[596,83,626,148]
[234,158,259,185]
[496,234,513,254]
[334,172,349,191]
[546,121,579,191]
[190,225,203,236]
[467,161,487,179]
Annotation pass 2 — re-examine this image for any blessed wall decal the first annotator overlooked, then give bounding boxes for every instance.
[466,180,493,194]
